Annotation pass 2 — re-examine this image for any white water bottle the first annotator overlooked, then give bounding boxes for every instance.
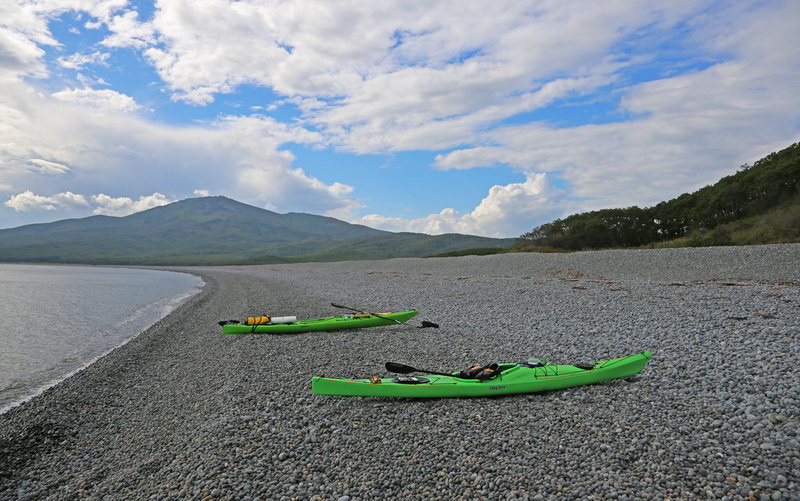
[269,316,297,324]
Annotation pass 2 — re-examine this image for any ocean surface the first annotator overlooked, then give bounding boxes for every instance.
[0,264,203,413]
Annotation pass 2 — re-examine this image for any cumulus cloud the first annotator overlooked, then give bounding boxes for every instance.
[91,192,172,216]
[5,190,89,211]
[51,87,140,113]
[355,174,567,237]
[5,190,170,217]
[101,9,155,49]
[208,114,363,215]
[5,191,59,211]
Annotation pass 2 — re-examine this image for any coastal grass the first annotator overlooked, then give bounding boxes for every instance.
[644,195,800,249]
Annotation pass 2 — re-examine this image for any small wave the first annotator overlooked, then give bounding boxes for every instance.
[100,285,203,337]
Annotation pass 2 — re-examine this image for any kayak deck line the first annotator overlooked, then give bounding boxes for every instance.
[314,377,459,388]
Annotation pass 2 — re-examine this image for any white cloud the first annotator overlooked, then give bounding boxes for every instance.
[138,0,702,153]
[57,50,109,69]
[4,189,168,217]
[321,73,618,155]
[5,190,58,211]
[5,190,89,211]
[55,191,90,208]
[91,192,172,216]
[434,48,800,211]
[208,114,362,215]
[101,9,155,48]
[27,158,72,175]
[354,174,567,237]
[51,87,140,113]
[193,189,210,196]
[0,0,130,80]
[0,10,50,79]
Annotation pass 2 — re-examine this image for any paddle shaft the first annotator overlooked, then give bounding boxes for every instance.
[385,362,473,379]
[330,303,402,324]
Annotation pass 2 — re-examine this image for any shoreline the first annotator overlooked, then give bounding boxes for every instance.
[1,244,798,499]
[0,267,205,415]
[0,263,205,415]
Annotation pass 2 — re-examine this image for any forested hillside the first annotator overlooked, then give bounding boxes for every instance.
[516,142,800,250]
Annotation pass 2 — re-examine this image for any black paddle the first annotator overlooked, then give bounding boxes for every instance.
[331,303,439,328]
[385,362,470,379]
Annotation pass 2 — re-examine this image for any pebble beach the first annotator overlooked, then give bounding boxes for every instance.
[1,244,798,500]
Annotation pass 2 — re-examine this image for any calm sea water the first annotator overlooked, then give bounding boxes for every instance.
[0,264,204,413]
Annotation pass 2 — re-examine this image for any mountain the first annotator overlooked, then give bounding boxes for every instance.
[0,196,515,265]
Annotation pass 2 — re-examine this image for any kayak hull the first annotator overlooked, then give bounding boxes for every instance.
[220,310,419,334]
[312,351,651,398]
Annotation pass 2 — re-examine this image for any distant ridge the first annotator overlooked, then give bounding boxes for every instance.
[0,196,515,265]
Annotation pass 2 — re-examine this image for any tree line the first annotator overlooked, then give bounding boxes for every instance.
[517,142,800,250]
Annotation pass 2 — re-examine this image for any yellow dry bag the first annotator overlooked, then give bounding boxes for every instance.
[246,315,271,325]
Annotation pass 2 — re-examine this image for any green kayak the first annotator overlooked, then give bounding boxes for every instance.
[219,310,419,334]
[312,351,652,398]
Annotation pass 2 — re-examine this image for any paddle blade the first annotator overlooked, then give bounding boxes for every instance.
[385,362,417,374]
[419,320,439,329]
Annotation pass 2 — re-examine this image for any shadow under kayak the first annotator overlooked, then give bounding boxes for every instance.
[312,351,652,398]
[219,310,419,334]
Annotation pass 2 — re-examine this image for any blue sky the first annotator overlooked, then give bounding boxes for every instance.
[1,1,798,237]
